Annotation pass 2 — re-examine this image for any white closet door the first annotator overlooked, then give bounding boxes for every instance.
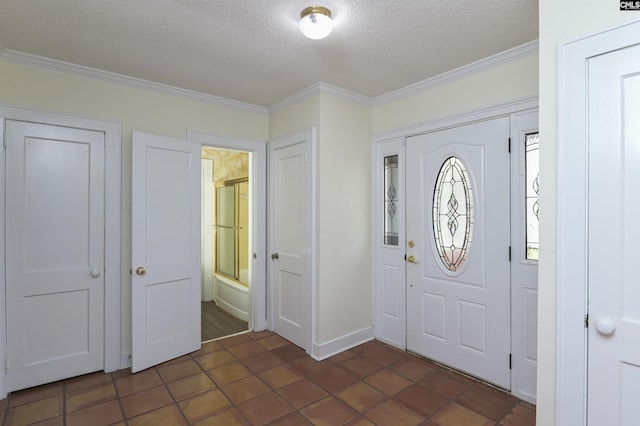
[6,120,105,391]
[587,42,640,426]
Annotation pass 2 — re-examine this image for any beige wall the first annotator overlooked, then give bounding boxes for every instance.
[269,96,320,139]
[537,4,634,425]
[0,60,269,355]
[372,52,538,134]
[316,93,372,343]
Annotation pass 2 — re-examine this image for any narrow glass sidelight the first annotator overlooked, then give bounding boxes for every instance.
[525,132,540,260]
[433,156,474,271]
[384,155,399,246]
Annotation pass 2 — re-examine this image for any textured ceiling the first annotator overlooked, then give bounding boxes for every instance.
[0,0,539,107]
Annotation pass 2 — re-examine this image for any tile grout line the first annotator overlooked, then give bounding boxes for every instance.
[111,369,129,426]
[62,381,66,425]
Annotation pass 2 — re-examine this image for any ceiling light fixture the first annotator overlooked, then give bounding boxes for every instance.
[299,6,333,40]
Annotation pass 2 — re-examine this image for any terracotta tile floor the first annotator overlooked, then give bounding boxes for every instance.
[0,331,536,425]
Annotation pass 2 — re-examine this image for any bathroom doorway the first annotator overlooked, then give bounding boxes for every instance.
[201,147,250,341]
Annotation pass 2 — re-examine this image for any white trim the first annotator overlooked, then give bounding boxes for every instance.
[186,131,268,332]
[310,127,318,356]
[268,82,372,113]
[311,327,374,361]
[0,105,121,398]
[373,40,538,106]
[0,50,268,115]
[557,19,640,426]
[373,97,539,142]
[0,118,5,399]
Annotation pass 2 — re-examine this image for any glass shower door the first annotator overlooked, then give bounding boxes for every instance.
[216,185,236,278]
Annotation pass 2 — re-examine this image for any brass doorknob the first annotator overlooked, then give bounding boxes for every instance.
[135,266,146,276]
[271,253,279,260]
[407,255,417,264]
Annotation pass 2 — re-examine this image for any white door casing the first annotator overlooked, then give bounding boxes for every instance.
[131,131,201,372]
[201,159,214,302]
[187,130,268,332]
[269,129,314,351]
[557,20,640,425]
[5,121,105,391]
[586,43,640,425]
[406,118,511,389]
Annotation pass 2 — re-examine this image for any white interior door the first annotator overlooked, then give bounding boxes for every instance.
[269,130,313,350]
[131,131,201,372]
[587,43,640,425]
[5,120,105,391]
[406,118,511,389]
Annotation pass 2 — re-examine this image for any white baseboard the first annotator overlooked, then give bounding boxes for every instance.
[120,352,132,370]
[311,326,374,361]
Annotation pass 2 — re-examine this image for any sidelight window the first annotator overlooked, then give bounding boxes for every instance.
[384,155,399,246]
[525,132,540,261]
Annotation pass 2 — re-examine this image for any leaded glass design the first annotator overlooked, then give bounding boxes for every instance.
[433,156,474,272]
[384,155,399,246]
[525,132,540,260]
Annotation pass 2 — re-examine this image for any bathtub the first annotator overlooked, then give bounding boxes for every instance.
[214,273,249,322]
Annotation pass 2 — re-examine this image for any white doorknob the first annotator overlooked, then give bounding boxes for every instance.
[595,316,616,336]
[90,269,101,278]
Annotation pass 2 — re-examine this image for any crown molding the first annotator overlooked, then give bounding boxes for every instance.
[268,82,372,113]
[373,40,539,106]
[1,40,538,116]
[0,49,268,115]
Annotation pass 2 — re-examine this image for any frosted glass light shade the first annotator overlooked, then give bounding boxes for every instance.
[300,6,333,40]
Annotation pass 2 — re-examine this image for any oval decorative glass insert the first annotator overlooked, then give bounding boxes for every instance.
[433,156,474,272]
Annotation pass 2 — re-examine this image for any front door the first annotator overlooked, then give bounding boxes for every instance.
[587,42,640,425]
[131,131,201,372]
[269,129,313,351]
[406,118,511,389]
[5,120,105,391]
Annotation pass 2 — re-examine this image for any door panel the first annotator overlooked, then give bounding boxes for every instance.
[406,118,511,389]
[131,131,201,372]
[269,131,312,350]
[587,43,640,425]
[6,121,104,391]
[511,111,539,402]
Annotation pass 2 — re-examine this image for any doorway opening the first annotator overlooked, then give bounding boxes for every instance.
[201,147,251,342]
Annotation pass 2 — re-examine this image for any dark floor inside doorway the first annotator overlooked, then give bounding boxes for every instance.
[201,301,248,342]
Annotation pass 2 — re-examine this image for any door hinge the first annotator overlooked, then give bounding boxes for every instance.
[508,246,511,261]
[585,314,589,328]
[509,353,512,370]
[4,357,8,374]
[508,137,511,153]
